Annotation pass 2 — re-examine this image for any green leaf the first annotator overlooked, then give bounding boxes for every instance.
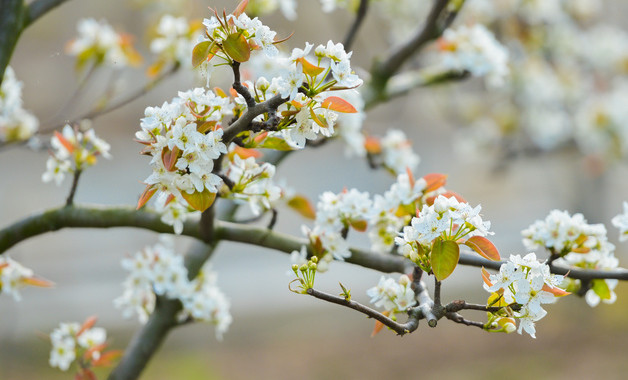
[592,279,611,300]
[192,41,215,68]
[223,33,251,62]
[258,136,295,151]
[464,236,500,261]
[431,239,460,281]
[180,188,217,212]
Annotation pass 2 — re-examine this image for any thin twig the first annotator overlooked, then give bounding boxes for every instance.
[25,0,72,27]
[65,169,82,206]
[445,312,485,329]
[305,287,415,335]
[40,63,180,134]
[343,0,370,51]
[445,300,521,313]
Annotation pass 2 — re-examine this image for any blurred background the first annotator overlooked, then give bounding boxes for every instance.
[2,0,628,378]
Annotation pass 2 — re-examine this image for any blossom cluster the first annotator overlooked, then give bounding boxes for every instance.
[0,256,51,301]
[376,129,421,175]
[522,210,620,307]
[49,318,116,373]
[302,188,372,264]
[366,274,416,314]
[445,0,628,162]
[149,14,203,72]
[114,237,231,339]
[136,87,230,213]
[483,253,568,338]
[368,172,429,253]
[0,66,39,143]
[612,202,628,242]
[201,10,280,60]
[435,24,509,87]
[396,195,492,259]
[223,145,282,216]
[42,124,111,186]
[66,18,141,69]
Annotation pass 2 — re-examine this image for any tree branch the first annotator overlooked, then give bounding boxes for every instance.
[231,61,256,108]
[221,94,286,143]
[305,287,413,335]
[343,0,369,51]
[24,0,72,27]
[40,63,180,134]
[108,242,216,380]
[1,205,628,282]
[0,0,26,87]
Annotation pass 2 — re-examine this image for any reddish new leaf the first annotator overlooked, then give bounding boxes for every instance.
[54,131,75,153]
[464,236,501,261]
[371,310,391,337]
[422,173,448,193]
[161,146,180,172]
[542,284,571,297]
[233,0,249,16]
[321,96,358,113]
[137,184,157,210]
[481,267,493,287]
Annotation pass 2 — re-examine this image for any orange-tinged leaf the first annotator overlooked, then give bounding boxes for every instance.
[54,131,75,154]
[22,276,54,288]
[406,167,416,188]
[146,60,165,78]
[192,41,214,68]
[431,239,460,281]
[229,145,262,160]
[423,173,448,193]
[233,0,249,16]
[571,247,591,254]
[425,191,466,205]
[165,193,176,206]
[481,267,493,287]
[137,184,158,210]
[321,96,358,113]
[464,236,500,261]
[297,57,325,77]
[180,188,216,212]
[349,219,368,232]
[542,284,571,297]
[371,310,391,337]
[77,316,98,337]
[224,33,250,62]
[312,236,324,256]
[254,131,269,143]
[83,342,108,361]
[214,86,228,98]
[92,349,123,367]
[364,136,382,154]
[287,195,316,219]
[161,146,180,172]
[0,262,9,270]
